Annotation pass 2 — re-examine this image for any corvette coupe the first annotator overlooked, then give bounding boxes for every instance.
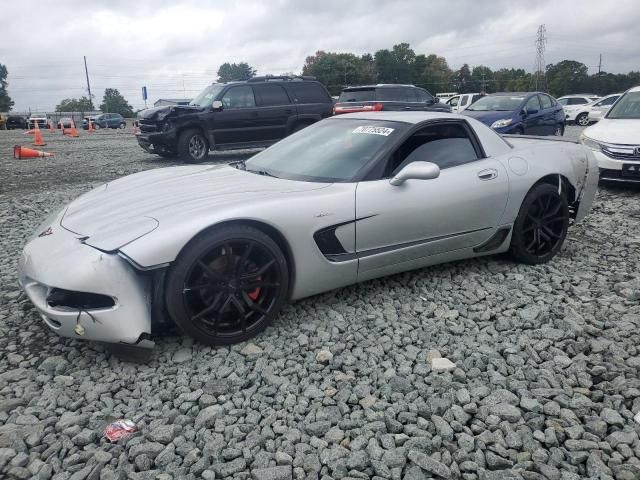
[18,112,598,348]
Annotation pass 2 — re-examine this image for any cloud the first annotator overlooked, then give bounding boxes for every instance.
[1,0,638,111]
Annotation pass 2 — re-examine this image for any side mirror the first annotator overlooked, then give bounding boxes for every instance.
[390,161,440,186]
[212,100,223,111]
[525,107,539,115]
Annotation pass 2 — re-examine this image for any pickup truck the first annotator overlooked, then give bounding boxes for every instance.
[446,93,485,113]
[28,113,49,129]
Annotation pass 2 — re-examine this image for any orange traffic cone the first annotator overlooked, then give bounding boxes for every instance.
[13,145,54,159]
[33,128,46,146]
[88,118,95,133]
[64,119,80,138]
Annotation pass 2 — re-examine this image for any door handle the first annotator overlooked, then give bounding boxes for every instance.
[478,168,498,180]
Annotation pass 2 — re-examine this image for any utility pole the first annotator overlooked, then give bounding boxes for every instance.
[84,56,93,109]
[596,53,602,94]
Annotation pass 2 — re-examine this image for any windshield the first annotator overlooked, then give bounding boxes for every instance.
[190,85,225,107]
[606,91,640,119]
[466,96,524,111]
[243,118,407,182]
[338,89,376,103]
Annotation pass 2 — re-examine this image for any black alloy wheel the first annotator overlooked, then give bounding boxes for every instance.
[177,128,209,163]
[165,226,289,345]
[510,183,569,264]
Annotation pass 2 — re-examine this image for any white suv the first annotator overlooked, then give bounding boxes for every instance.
[580,86,640,183]
[557,94,600,123]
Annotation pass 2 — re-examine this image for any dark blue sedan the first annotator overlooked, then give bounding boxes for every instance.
[462,92,565,136]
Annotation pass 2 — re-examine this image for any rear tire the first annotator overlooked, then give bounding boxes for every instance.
[510,183,569,265]
[554,124,564,136]
[119,122,126,129]
[177,129,209,163]
[165,225,289,346]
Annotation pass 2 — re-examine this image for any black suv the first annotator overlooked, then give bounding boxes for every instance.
[333,84,450,115]
[136,76,333,162]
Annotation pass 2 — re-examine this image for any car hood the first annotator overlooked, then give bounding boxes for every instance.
[137,104,203,120]
[462,110,515,125]
[60,165,329,251]
[583,118,640,144]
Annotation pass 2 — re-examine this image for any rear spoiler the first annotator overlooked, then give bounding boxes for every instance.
[502,134,578,144]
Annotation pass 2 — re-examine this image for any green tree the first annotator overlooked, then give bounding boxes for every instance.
[374,43,418,84]
[217,62,256,82]
[546,60,589,97]
[416,54,453,92]
[100,88,134,117]
[455,64,472,93]
[302,51,373,94]
[471,65,493,93]
[0,63,14,111]
[55,96,94,112]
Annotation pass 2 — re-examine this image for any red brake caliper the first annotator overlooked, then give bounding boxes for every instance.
[248,276,261,301]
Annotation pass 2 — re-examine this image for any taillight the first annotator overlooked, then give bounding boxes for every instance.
[333,103,384,115]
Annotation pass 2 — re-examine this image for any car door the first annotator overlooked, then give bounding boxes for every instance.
[592,95,618,119]
[252,83,294,141]
[447,95,461,112]
[211,85,261,145]
[355,120,509,280]
[522,95,543,134]
[537,94,556,134]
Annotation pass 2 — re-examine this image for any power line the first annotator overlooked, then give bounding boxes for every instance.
[531,24,547,91]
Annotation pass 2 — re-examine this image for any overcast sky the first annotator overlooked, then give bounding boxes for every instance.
[1,0,639,111]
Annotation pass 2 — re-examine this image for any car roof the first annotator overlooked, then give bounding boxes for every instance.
[628,85,640,93]
[558,94,598,98]
[489,92,536,96]
[328,111,463,124]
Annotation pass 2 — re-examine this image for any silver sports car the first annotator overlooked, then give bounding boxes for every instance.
[18,112,599,348]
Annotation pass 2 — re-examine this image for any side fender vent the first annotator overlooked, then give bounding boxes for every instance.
[473,227,511,253]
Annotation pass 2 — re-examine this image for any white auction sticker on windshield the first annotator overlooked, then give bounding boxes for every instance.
[352,126,395,136]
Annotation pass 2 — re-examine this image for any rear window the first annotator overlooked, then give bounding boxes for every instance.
[338,88,376,103]
[289,83,331,103]
[377,88,408,102]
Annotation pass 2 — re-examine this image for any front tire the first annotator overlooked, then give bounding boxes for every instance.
[94,123,101,130]
[177,129,209,163]
[554,124,564,136]
[510,183,569,265]
[119,122,126,129]
[165,225,289,346]
[576,113,589,126]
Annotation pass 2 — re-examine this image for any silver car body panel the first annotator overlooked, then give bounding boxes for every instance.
[18,111,599,345]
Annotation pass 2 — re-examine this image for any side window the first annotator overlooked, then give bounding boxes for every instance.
[221,86,256,109]
[377,88,406,101]
[386,122,480,176]
[404,88,419,102]
[539,94,553,109]
[289,83,331,103]
[598,96,617,106]
[253,84,290,106]
[415,89,433,103]
[448,96,460,107]
[459,96,469,107]
[558,98,568,106]
[568,98,587,105]
[525,96,541,111]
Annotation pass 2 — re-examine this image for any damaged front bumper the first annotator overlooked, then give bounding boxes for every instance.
[18,220,153,346]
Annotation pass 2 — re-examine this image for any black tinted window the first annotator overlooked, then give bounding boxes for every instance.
[598,96,617,106]
[568,98,587,105]
[289,83,330,103]
[338,88,375,102]
[416,89,434,103]
[221,86,256,108]
[254,84,290,106]
[460,96,469,106]
[403,88,419,102]
[377,88,407,101]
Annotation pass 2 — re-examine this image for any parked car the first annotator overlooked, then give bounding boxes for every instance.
[28,113,49,129]
[580,94,622,125]
[57,117,74,129]
[436,92,459,102]
[333,84,450,115]
[580,86,640,183]
[446,93,485,113]
[557,94,600,123]
[18,111,598,348]
[462,92,565,136]
[93,113,126,129]
[6,115,27,130]
[136,75,333,162]
[82,116,98,130]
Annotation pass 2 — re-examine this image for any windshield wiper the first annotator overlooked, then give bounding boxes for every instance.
[246,168,278,178]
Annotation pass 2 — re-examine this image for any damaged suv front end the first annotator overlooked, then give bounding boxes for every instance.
[136,104,204,155]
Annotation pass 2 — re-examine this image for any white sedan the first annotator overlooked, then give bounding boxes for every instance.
[585,94,622,124]
[580,86,640,183]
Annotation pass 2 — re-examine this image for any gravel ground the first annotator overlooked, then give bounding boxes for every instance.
[1,125,640,480]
